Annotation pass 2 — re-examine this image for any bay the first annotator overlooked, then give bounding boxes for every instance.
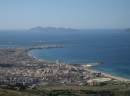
[0,29,130,79]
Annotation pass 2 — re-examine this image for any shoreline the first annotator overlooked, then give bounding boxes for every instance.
[28,50,52,62]
[87,69,130,82]
[28,47,130,82]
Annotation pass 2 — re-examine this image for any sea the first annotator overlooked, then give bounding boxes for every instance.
[0,29,130,79]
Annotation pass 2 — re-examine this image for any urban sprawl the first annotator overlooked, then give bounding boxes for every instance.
[0,45,129,89]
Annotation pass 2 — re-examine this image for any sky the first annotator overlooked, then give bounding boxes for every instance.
[0,0,130,29]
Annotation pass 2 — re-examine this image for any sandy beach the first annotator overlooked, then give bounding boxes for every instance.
[87,69,130,82]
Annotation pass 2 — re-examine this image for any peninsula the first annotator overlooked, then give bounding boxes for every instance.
[0,45,130,96]
[0,45,129,87]
[30,26,77,32]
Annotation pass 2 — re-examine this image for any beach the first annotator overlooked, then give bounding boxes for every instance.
[87,69,130,82]
[29,49,130,82]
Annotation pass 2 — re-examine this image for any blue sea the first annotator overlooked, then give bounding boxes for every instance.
[0,29,130,79]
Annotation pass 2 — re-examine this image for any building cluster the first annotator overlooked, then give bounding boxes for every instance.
[0,45,111,87]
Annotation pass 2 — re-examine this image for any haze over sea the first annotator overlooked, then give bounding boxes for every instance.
[0,29,130,79]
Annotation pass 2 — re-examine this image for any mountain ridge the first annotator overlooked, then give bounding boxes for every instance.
[29,26,77,32]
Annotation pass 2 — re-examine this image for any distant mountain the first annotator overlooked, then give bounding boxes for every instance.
[124,28,130,32]
[30,26,77,32]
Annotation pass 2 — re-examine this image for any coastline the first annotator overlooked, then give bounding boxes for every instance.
[28,50,51,62]
[27,48,130,82]
[87,69,130,82]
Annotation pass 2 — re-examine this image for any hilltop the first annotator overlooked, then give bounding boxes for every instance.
[29,26,77,32]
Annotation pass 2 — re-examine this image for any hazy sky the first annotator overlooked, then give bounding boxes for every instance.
[0,0,130,29]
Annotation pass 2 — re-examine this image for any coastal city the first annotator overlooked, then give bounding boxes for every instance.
[1,0,130,95]
[0,45,129,90]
